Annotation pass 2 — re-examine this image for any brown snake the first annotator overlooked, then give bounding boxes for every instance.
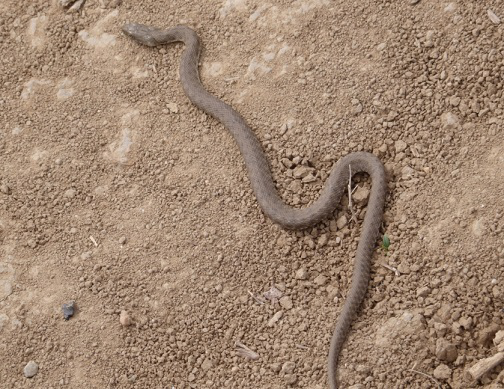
[122,23,387,389]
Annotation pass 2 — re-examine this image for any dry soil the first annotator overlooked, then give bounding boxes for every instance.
[1,0,504,388]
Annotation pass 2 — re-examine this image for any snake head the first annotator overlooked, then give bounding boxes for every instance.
[122,23,165,47]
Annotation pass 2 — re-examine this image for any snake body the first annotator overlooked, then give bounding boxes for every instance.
[122,23,387,389]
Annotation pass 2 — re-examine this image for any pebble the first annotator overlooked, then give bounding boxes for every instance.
[409,0,421,4]
[314,274,327,286]
[352,186,370,205]
[201,358,213,371]
[270,362,281,373]
[284,374,297,385]
[435,338,458,362]
[268,310,283,327]
[295,267,308,280]
[0,183,11,195]
[336,215,348,229]
[64,189,76,199]
[23,361,38,378]
[440,112,459,129]
[394,139,407,153]
[416,286,431,297]
[279,296,293,310]
[167,102,179,113]
[62,301,75,320]
[293,165,313,179]
[494,330,504,347]
[281,361,296,374]
[120,310,132,326]
[118,236,127,245]
[433,364,451,380]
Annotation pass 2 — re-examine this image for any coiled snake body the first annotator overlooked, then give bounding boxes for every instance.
[122,23,387,389]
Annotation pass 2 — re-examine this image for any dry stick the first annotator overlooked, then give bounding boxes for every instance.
[465,352,504,381]
[348,165,358,223]
[409,368,442,389]
[380,262,400,276]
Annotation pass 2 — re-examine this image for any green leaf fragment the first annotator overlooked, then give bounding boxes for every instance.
[382,234,390,250]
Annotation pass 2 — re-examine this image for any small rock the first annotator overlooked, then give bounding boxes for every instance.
[118,236,127,245]
[167,102,179,113]
[394,140,407,153]
[284,374,297,385]
[279,296,293,310]
[487,9,501,25]
[201,358,213,371]
[478,323,500,347]
[436,339,458,362]
[494,330,504,347]
[268,311,283,327]
[264,286,283,301]
[293,165,313,179]
[64,189,76,199]
[281,361,296,374]
[409,0,421,4]
[270,362,281,373]
[352,186,370,205]
[23,361,38,378]
[440,112,459,129]
[318,234,328,247]
[0,183,11,195]
[336,215,348,229]
[416,286,431,298]
[433,364,451,380]
[376,42,387,51]
[314,274,328,286]
[295,267,308,280]
[120,310,132,326]
[62,301,75,320]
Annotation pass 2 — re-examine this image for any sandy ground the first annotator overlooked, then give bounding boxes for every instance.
[1,0,504,388]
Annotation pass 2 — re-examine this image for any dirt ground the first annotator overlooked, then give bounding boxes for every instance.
[1,0,503,388]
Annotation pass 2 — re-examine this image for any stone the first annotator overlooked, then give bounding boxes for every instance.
[281,361,296,374]
[436,339,458,362]
[64,188,76,198]
[293,166,313,179]
[314,274,327,286]
[295,267,308,280]
[268,311,283,327]
[120,310,132,326]
[376,312,426,347]
[62,301,75,320]
[416,286,431,298]
[353,186,370,205]
[336,215,348,229]
[440,112,459,129]
[394,139,407,153]
[201,358,213,371]
[279,296,293,310]
[23,361,38,378]
[0,183,11,195]
[433,364,451,380]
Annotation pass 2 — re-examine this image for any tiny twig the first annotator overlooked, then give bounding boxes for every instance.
[409,368,442,389]
[247,290,265,305]
[235,341,260,360]
[348,165,358,223]
[380,263,400,276]
[89,236,98,247]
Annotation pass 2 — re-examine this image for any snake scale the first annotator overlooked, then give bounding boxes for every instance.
[122,22,387,389]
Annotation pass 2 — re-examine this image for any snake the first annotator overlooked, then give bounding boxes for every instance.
[122,22,387,389]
